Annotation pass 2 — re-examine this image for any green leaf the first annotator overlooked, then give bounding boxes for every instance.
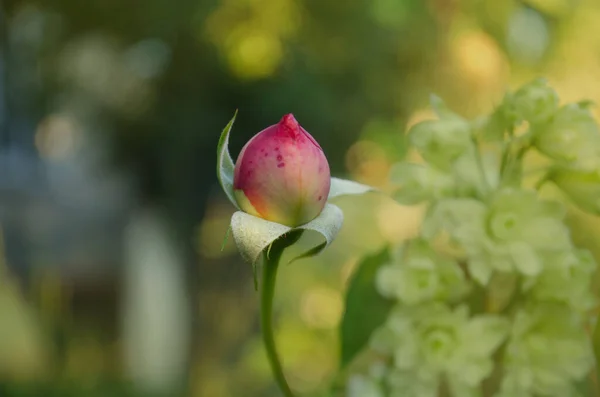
[340,246,394,368]
[328,177,374,199]
[217,111,239,208]
[230,203,344,266]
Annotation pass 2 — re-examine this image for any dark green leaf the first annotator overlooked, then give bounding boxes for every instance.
[339,246,393,368]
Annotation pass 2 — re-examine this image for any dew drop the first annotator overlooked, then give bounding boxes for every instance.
[276,155,283,161]
[277,163,285,168]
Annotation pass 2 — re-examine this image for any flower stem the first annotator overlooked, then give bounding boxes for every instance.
[471,136,491,195]
[260,231,303,397]
[498,142,511,184]
[498,126,515,184]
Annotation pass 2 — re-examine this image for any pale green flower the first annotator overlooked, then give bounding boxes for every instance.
[389,162,454,205]
[523,249,597,311]
[423,189,570,284]
[409,118,472,170]
[370,304,509,396]
[534,103,600,170]
[500,303,594,397]
[421,198,488,247]
[347,375,384,397]
[486,189,568,249]
[370,308,420,370]
[477,79,558,142]
[447,378,484,397]
[451,150,499,196]
[375,240,469,305]
[386,368,439,397]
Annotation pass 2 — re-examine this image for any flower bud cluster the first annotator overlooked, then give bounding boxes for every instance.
[348,80,599,397]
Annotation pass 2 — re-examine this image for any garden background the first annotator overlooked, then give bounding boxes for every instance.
[1,0,600,396]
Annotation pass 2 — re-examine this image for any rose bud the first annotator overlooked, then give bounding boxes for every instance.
[233,114,331,227]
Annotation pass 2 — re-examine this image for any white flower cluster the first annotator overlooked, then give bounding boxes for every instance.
[347,80,599,397]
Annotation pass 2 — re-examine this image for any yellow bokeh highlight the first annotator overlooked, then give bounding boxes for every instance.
[452,31,506,85]
[345,140,392,187]
[376,200,424,243]
[299,286,343,329]
[406,108,436,130]
[204,0,301,80]
[447,30,509,114]
[544,2,600,111]
[228,32,283,80]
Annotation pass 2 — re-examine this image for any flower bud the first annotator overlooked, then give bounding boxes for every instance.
[233,114,331,227]
[389,163,454,205]
[534,103,600,170]
[409,118,471,170]
[508,78,559,125]
[551,167,600,214]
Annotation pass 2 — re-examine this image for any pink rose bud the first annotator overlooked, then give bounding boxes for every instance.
[233,114,331,227]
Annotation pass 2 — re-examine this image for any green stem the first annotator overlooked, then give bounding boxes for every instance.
[498,126,515,184]
[498,142,511,184]
[471,136,491,195]
[260,231,303,397]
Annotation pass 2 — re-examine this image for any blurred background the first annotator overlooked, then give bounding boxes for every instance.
[1,0,600,396]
